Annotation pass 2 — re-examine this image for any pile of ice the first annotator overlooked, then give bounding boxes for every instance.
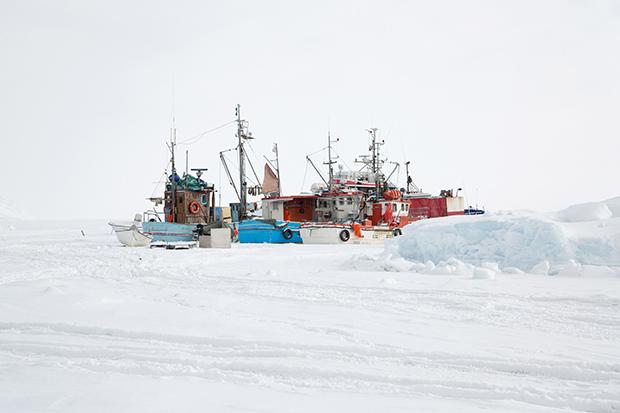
[382,197,620,277]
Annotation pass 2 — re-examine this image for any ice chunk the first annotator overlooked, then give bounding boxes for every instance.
[554,202,612,222]
[391,198,620,273]
[531,260,550,275]
[604,196,620,218]
[472,267,496,280]
[394,213,572,270]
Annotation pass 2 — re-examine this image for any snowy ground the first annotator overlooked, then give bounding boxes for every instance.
[1,220,619,412]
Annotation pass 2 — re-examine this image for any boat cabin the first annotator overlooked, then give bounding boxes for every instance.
[367,199,411,227]
[164,174,216,224]
[261,195,317,222]
[314,192,365,222]
[403,190,465,222]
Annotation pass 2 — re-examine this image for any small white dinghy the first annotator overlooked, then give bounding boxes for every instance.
[108,213,152,247]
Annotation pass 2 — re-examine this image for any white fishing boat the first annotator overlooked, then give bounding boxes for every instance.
[300,222,400,245]
[108,213,152,247]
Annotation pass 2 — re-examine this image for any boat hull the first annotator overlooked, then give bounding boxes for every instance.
[357,227,397,245]
[238,220,302,244]
[299,225,357,244]
[300,224,399,245]
[142,221,196,243]
[108,222,152,247]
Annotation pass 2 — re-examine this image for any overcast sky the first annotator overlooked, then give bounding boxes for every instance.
[1,0,619,219]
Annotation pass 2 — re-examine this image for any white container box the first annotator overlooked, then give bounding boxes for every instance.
[198,228,232,249]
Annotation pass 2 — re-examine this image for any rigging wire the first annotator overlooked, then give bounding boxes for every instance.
[245,141,264,186]
[300,159,310,193]
[331,148,352,171]
[177,120,236,146]
[150,160,171,198]
[218,157,222,207]
[222,152,258,187]
[307,145,329,158]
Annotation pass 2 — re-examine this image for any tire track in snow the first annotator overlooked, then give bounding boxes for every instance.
[1,322,619,412]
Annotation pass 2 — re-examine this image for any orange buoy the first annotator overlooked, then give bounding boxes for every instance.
[353,222,363,238]
[188,201,201,214]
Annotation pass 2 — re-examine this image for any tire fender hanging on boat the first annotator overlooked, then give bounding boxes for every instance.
[282,228,293,240]
[339,229,350,242]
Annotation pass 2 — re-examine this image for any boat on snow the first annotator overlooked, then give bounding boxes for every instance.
[141,119,223,247]
[237,219,302,243]
[108,213,153,247]
[292,128,410,244]
[220,105,302,245]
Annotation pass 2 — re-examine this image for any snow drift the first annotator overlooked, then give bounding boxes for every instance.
[386,198,620,275]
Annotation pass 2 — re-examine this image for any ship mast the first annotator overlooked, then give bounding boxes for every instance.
[274,143,282,197]
[235,104,250,220]
[405,161,411,193]
[324,131,338,191]
[367,128,385,198]
[167,115,178,222]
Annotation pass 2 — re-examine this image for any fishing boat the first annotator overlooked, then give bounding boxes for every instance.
[237,219,302,243]
[143,118,218,246]
[220,105,303,244]
[297,128,408,244]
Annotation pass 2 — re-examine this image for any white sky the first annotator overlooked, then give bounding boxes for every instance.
[1,0,619,219]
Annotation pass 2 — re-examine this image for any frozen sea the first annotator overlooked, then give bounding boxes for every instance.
[0,219,619,412]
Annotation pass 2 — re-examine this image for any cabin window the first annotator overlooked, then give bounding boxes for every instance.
[346,197,353,205]
[339,199,345,205]
[273,204,279,210]
[392,204,397,212]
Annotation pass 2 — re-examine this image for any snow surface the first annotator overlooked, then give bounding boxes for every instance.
[0,197,30,221]
[1,219,620,412]
[388,199,620,275]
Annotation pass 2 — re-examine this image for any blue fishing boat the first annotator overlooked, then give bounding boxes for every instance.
[237,219,302,244]
[139,117,220,248]
[142,221,197,243]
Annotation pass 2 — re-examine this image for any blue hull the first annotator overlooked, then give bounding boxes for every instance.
[238,220,302,244]
[142,221,196,242]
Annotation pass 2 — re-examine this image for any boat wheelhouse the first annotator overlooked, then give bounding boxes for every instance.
[261,194,317,222]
